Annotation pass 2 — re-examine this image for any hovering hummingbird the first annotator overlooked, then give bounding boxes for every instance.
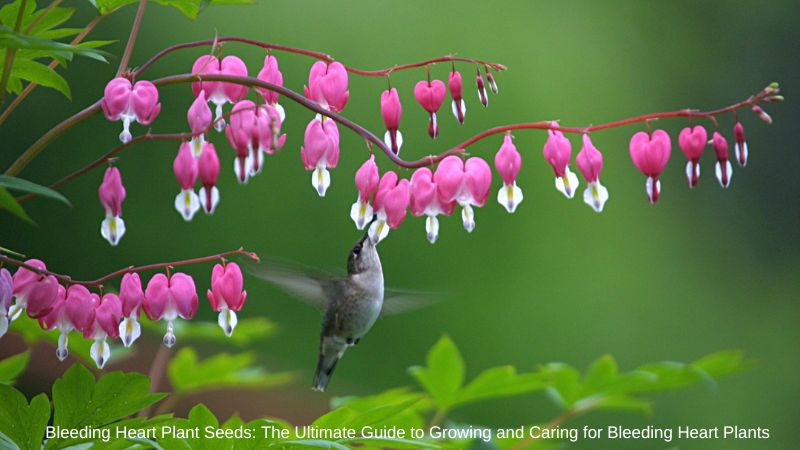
[245,232,436,391]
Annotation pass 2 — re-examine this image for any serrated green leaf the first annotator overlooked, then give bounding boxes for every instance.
[0,352,30,384]
[0,175,70,206]
[455,366,546,407]
[0,186,33,224]
[0,25,109,62]
[89,0,255,19]
[408,335,465,408]
[540,363,581,408]
[167,348,293,394]
[0,385,50,450]
[581,354,618,394]
[311,407,357,429]
[46,364,165,449]
[10,58,70,98]
[159,404,230,450]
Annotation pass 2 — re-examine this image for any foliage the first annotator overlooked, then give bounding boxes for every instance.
[89,0,257,19]
[0,335,750,449]
[0,351,30,384]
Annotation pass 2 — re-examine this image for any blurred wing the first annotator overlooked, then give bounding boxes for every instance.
[381,288,443,316]
[242,258,339,310]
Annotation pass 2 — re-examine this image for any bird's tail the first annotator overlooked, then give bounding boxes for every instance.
[313,338,346,392]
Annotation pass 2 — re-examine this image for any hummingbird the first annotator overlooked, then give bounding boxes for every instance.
[245,231,435,391]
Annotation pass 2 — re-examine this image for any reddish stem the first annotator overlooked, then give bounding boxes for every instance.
[133,36,506,78]
[117,0,147,76]
[0,248,259,288]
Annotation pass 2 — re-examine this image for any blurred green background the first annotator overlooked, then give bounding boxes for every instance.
[1,0,798,448]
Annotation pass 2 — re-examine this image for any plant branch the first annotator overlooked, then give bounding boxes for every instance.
[0,247,259,288]
[0,0,29,107]
[137,344,172,417]
[0,14,104,127]
[117,0,147,76]
[23,0,62,34]
[133,36,506,78]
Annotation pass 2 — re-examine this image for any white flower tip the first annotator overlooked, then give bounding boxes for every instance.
[646,176,661,205]
[497,183,523,213]
[715,160,733,188]
[163,330,176,348]
[214,104,226,132]
[461,204,476,233]
[451,99,466,124]
[685,161,701,188]
[233,156,251,184]
[56,332,69,361]
[275,103,286,122]
[218,309,238,337]
[119,317,141,348]
[0,316,7,339]
[312,167,331,197]
[248,150,264,177]
[175,189,200,221]
[583,181,609,213]
[350,200,373,230]
[368,219,389,245]
[555,169,579,199]
[199,186,220,215]
[90,339,110,369]
[119,129,132,144]
[735,142,748,167]
[191,137,205,158]
[425,215,439,244]
[7,303,23,323]
[101,215,126,246]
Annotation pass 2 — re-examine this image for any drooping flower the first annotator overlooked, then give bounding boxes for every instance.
[187,90,213,157]
[10,259,59,321]
[543,123,579,198]
[410,167,455,243]
[434,156,492,233]
[144,272,198,348]
[192,55,248,132]
[734,121,748,167]
[678,126,707,188]
[173,142,200,221]
[84,293,121,369]
[486,70,499,94]
[712,131,733,188]
[207,262,247,337]
[304,61,350,112]
[257,54,286,121]
[350,155,380,230]
[494,134,523,213]
[448,70,466,125]
[0,269,14,338]
[752,105,772,124]
[476,69,489,107]
[98,166,127,246]
[38,285,71,360]
[368,172,411,244]
[226,100,258,183]
[198,142,221,215]
[251,103,286,175]
[413,79,446,139]
[301,117,340,197]
[629,129,672,204]
[576,134,609,213]
[101,77,161,143]
[380,88,403,154]
[118,273,144,348]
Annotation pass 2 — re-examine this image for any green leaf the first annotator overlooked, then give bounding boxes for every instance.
[339,438,443,449]
[0,25,109,62]
[0,385,50,450]
[277,440,349,450]
[159,404,230,450]
[0,352,30,384]
[8,58,70,98]
[89,0,255,19]
[455,366,546,407]
[408,335,465,408]
[46,364,165,449]
[168,348,293,394]
[0,175,70,206]
[540,363,581,409]
[0,186,32,224]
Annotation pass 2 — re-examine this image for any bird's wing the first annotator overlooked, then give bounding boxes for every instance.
[242,258,340,310]
[381,288,443,316]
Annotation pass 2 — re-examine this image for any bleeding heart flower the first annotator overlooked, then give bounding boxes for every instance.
[476,69,489,107]
[712,131,733,188]
[576,134,609,212]
[734,121,748,167]
[0,269,12,338]
[257,54,286,121]
[173,142,200,221]
[207,262,247,337]
[301,117,340,197]
[187,90,213,157]
[101,77,161,143]
[198,142,221,215]
[38,285,72,361]
[543,123,579,198]
[434,156,492,233]
[449,70,466,125]
[226,100,258,183]
[486,70,499,94]
[252,103,286,174]
[494,134,523,213]
[85,293,122,369]
[118,273,144,347]
[629,129,672,204]
[304,61,350,112]
[350,155,380,230]
[678,126,707,188]
[368,172,411,244]
[144,272,198,348]
[192,55,248,131]
[381,88,403,154]
[98,166,127,246]
[10,259,59,321]
[413,79,446,139]
[410,167,455,243]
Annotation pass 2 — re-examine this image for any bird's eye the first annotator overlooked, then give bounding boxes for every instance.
[353,244,362,255]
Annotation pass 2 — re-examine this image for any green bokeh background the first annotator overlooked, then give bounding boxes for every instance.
[1,0,798,448]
